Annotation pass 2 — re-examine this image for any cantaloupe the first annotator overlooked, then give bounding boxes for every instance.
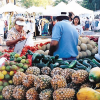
[43,50,49,55]
[46,43,50,50]
[91,47,98,55]
[89,41,96,48]
[76,55,79,59]
[80,37,88,44]
[85,37,90,43]
[86,50,91,56]
[80,43,87,51]
[81,51,87,58]
[87,44,92,51]
[41,45,47,51]
[78,39,81,46]
[77,87,100,100]
[77,46,81,51]
[79,52,82,58]
[35,50,44,54]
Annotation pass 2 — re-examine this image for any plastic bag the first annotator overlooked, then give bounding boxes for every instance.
[95,53,100,61]
[25,32,34,46]
[0,57,7,67]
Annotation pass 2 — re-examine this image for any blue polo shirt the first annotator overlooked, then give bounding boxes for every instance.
[52,20,79,58]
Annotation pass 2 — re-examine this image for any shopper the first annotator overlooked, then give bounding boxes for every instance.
[68,12,74,24]
[72,16,83,35]
[48,12,79,60]
[85,17,90,30]
[6,17,26,49]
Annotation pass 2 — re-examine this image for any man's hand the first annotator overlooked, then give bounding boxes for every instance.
[48,40,58,56]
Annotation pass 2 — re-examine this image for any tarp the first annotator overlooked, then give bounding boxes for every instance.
[26,6,45,13]
[0,3,26,14]
[43,1,93,16]
[65,1,93,15]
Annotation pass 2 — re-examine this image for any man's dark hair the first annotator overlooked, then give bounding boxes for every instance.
[72,16,80,25]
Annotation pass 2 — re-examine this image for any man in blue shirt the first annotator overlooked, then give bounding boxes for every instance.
[48,12,79,60]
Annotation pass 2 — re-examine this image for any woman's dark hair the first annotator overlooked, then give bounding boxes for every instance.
[72,16,80,25]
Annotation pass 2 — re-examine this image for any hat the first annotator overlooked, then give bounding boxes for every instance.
[16,21,25,26]
[57,12,68,16]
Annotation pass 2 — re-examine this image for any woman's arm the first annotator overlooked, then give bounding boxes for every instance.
[6,38,21,46]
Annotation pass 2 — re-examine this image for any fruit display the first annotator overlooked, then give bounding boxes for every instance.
[53,88,75,100]
[0,40,100,100]
[77,37,98,59]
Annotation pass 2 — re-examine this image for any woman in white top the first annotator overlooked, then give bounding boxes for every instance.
[72,16,83,35]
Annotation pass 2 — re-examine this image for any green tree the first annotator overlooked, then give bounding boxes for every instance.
[18,0,53,8]
[53,0,69,6]
[81,0,100,11]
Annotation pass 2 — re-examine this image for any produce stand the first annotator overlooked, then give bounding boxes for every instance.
[0,37,100,100]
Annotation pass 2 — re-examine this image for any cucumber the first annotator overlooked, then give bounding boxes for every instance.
[68,60,77,68]
[78,59,83,63]
[76,65,87,70]
[92,59,100,66]
[84,58,92,62]
[60,65,69,69]
[57,60,69,65]
[83,60,92,68]
[36,63,47,68]
[89,61,98,68]
[50,63,59,69]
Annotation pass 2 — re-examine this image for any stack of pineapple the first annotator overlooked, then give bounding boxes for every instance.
[1,65,93,100]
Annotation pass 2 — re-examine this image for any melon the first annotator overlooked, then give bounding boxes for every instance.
[41,45,47,51]
[38,45,42,50]
[81,51,87,58]
[76,55,79,59]
[80,37,88,44]
[91,47,98,55]
[80,43,87,51]
[87,44,92,51]
[78,39,81,46]
[43,50,49,55]
[89,41,96,48]
[79,52,82,58]
[35,50,44,54]
[85,37,90,43]
[77,46,81,51]
[46,43,50,50]
[86,50,91,56]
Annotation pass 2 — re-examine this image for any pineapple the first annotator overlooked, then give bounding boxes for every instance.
[34,75,52,90]
[25,67,40,76]
[51,67,63,77]
[41,67,51,75]
[22,74,36,88]
[72,70,88,84]
[80,82,93,89]
[2,85,15,100]
[61,68,76,82]
[39,89,53,100]
[53,88,75,100]
[26,87,39,100]
[13,85,26,100]
[51,75,67,90]
[13,72,26,85]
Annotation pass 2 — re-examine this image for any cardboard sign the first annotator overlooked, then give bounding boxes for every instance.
[14,39,27,54]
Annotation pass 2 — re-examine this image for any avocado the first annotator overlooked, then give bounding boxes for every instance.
[21,59,26,64]
[4,74,11,80]
[16,57,22,62]
[22,56,26,59]
[5,66,11,72]
[18,63,23,68]
[3,82,9,87]
[0,86,3,92]
[17,68,24,72]
[23,64,28,70]
[11,65,18,71]
[0,81,3,86]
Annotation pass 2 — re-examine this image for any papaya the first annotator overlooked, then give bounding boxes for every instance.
[77,87,100,100]
[89,67,100,82]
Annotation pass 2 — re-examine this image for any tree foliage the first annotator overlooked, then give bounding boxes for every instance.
[81,0,100,11]
[53,0,69,6]
[18,0,53,8]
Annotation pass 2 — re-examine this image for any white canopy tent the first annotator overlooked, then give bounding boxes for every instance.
[65,1,93,15]
[43,1,94,16]
[26,6,45,14]
[0,3,26,14]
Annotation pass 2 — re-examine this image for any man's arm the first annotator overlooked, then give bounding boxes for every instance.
[6,38,21,46]
[48,40,58,56]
